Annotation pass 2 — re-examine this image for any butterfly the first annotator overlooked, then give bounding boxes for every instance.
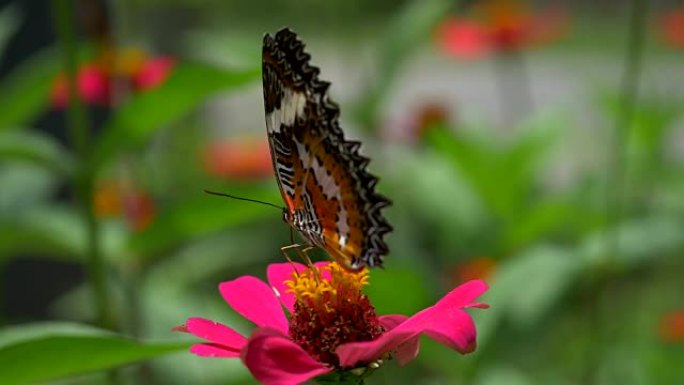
[262,28,392,271]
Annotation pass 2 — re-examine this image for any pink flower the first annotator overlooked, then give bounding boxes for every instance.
[51,64,111,108]
[176,262,488,385]
[50,48,176,109]
[132,56,176,90]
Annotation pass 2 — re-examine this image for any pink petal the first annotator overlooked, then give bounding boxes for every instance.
[185,317,247,350]
[379,314,408,330]
[78,64,111,105]
[241,327,332,385]
[437,18,493,59]
[380,315,419,366]
[336,280,488,367]
[132,56,175,90]
[434,280,489,310]
[336,309,428,367]
[220,276,289,333]
[191,343,241,358]
[267,262,308,313]
[423,309,478,353]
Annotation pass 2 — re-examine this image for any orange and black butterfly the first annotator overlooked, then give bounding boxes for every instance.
[262,28,391,270]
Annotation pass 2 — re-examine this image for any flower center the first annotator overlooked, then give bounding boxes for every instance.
[285,262,384,368]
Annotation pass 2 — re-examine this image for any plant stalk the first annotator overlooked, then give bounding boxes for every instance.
[589,0,649,384]
[52,0,115,331]
[604,0,648,268]
[493,49,534,127]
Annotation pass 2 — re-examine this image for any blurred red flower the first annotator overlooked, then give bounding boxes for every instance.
[450,257,496,285]
[436,0,570,59]
[94,180,155,232]
[382,101,452,144]
[202,137,274,180]
[657,9,684,49]
[659,310,684,342]
[414,102,450,138]
[51,48,175,108]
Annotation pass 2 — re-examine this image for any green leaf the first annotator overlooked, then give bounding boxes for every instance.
[424,118,558,223]
[0,162,57,214]
[92,62,260,169]
[0,322,188,385]
[476,245,581,348]
[0,130,75,176]
[0,49,60,130]
[0,204,126,263]
[0,4,21,58]
[386,147,488,254]
[130,188,279,259]
[0,205,84,261]
[578,216,684,267]
[493,245,580,327]
[501,198,597,252]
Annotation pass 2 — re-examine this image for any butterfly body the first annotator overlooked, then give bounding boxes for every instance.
[263,28,391,270]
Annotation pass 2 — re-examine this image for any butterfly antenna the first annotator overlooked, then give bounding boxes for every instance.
[203,190,283,210]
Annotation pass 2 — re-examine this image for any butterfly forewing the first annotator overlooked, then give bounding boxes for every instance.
[262,28,391,270]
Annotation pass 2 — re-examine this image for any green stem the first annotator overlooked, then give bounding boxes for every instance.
[493,49,534,126]
[589,0,649,384]
[52,0,115,331]
[604,0,648,267]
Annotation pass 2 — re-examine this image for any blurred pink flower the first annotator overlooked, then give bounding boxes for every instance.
[657,9,684,49]
[176,261,488,385]
[132,56,176,90]
[202,137,274,180]
[51,48,175,109]
[51,64,111,108]
[436,0,570,58]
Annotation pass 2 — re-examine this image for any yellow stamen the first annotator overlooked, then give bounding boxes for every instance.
[285,262,369,313]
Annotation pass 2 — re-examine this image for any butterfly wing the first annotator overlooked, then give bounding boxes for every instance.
[262,28,391,270]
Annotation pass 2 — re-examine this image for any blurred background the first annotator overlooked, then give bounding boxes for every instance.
[0,0,683,384]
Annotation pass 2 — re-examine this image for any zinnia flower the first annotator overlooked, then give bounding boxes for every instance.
[176,261,488,385]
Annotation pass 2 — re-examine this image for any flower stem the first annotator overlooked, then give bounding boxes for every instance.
[589,0,649,384]
[493,49,534,127]
[52,0,115,331]
[603,0,648,270]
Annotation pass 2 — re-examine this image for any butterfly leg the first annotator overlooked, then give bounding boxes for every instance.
[280,243,306,264]
[300,246,315,267]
